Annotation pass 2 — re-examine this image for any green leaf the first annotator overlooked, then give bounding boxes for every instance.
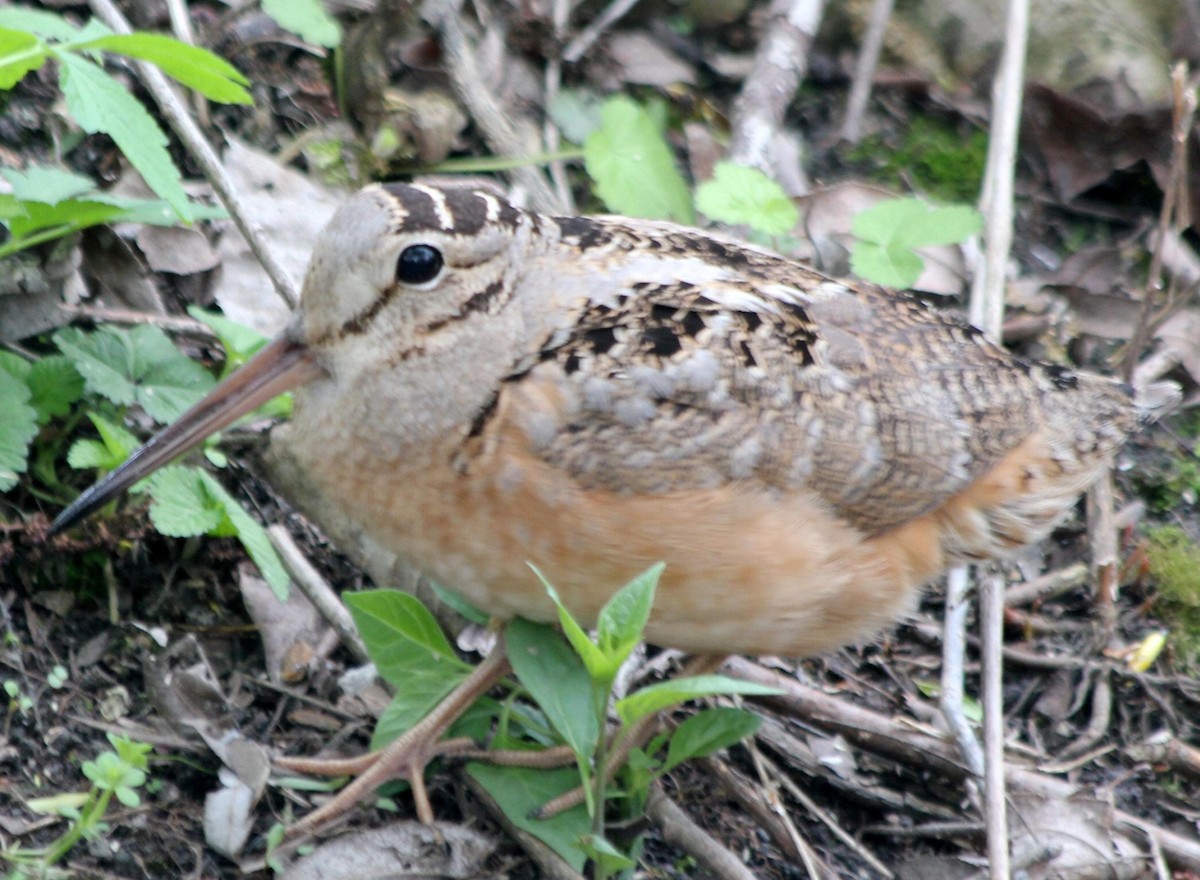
[54,325,215,423]
[187,307,267,375]
[0,26,48,90]
[57,52,192,221]
[370,671,467,750]
[596,563,660,667]
[547,89,603,145]
[849,242,924,288]
[146,465,224,536]
[109,733,151,771]
[73,33,252,104]
[615,674,780,726]
[466,763,588,871]
[1,165,98,204]
[67,412,139,472]
[429,581,491,626]
[345,591,466,674]
[343,590,473,747]
[533,567,608,680]
[578,835,636,873]
[82,749,145,797]
[0,9,79,40]
[27,355,84,423]
[261,0,342,48]
[584,95,693,223]
[0,368,36,492]
[1,196,126,240]
[91,193,226,227]
[850,197,982,288]
[506,618,600,760]
[695,162,799,236]
[197,471,290,597]
[0,351,30,381]
[663,707,760,771]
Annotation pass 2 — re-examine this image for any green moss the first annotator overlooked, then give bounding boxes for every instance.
[1145,525,1200,663]
[846,116,987,202]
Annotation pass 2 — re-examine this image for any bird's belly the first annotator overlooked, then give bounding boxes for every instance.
[299,433,934,657]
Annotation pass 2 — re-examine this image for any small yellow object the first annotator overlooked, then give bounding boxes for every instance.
[1127,630,1168,672]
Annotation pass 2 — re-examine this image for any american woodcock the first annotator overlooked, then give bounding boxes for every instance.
[53,181,1145,829]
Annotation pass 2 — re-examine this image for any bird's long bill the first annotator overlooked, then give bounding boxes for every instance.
[51,329,323,534]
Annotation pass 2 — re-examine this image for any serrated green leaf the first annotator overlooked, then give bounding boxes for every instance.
[850,198,982,287]
[27,355,84,424]
[596,563,660,665]
[547,89,603,145]
[90,194,227,227]
[57,52,191,221]
[0,368,37,492]
[66,411,138,471]
[73,34,251,104]
[663,706,760,771]
[0,9,79,40]
[506,617,599,760]
[466,763,588,871]
[187,307,267,375]
[146,465,223,536]
[0,26,48,89]
[695,162,798,236]
[849,241,924,288]
[2,197,126,239]
[261,0,341,48]
[0,351,30,381]
[197,471,290,597]
[852,197,982,249]
[54,325,214,423]
[584,95,693,223]
[1,165,98,205]
[66,439,117,471]
[615,674,780,726]
[899,203,982,247]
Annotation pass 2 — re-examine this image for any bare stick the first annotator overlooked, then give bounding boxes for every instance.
[940,565,985,777]
[86,0,299,308]
[728,0,826,174]
[267,524,369,664]
[562,0,643,63]
[839,0,895,143]
[647,783,760,880]
[967,2,1030,876]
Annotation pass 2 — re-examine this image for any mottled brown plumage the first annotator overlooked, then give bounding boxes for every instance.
[261,181,1134,656]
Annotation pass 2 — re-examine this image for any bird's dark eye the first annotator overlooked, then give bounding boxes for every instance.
[396,244,444,285]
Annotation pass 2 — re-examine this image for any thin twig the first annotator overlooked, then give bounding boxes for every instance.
[561,0,643,63]
[1122,63,1197,382]
[86,0,299,308]
[941,565,985,778]
[647,783,760,880]
[267,524,369,664]
[979,569,1009,880]
[1002,563,1088,607]
[968,1,1030,876]
[839,0,894,143]
[756,749,894,878]
[423,0,562,213]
